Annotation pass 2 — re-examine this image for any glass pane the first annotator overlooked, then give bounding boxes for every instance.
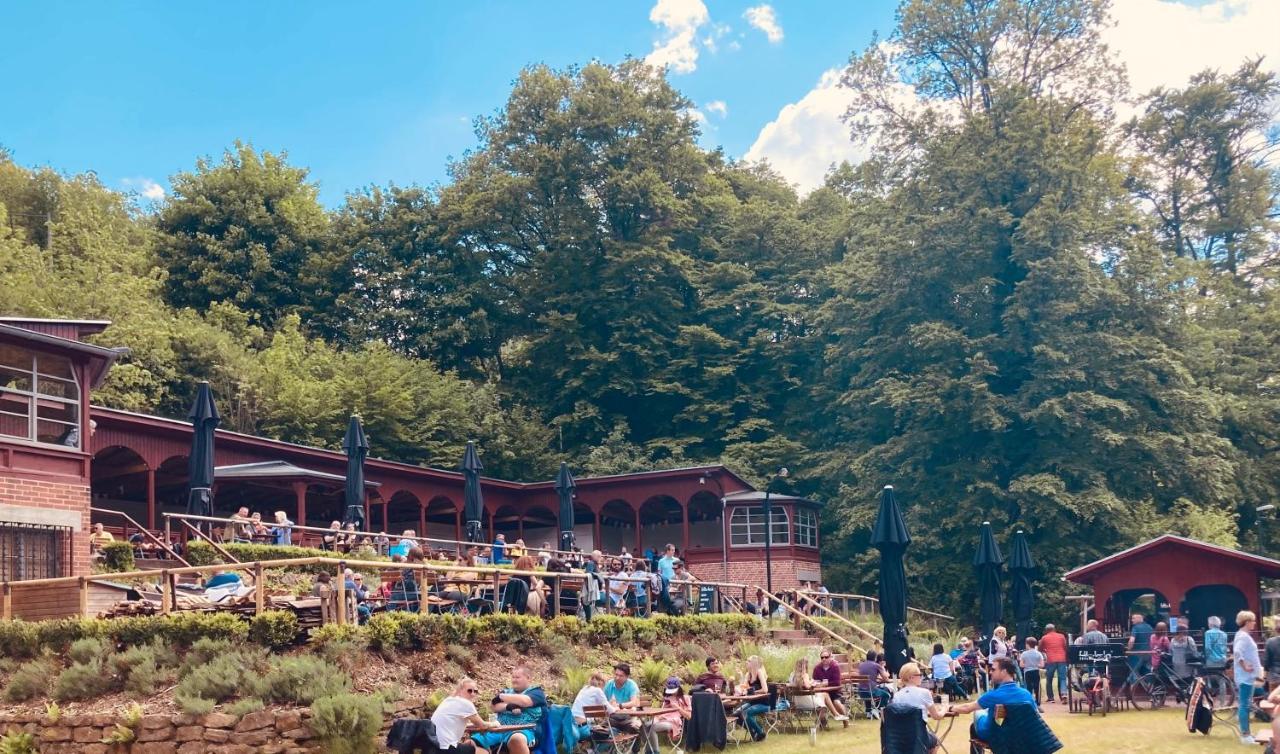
[35,354,74,381]
[0,394,30,439]
[35,375,76,400]
[36,417,78,445]
[0,343,33,373]
[0,364,32,392]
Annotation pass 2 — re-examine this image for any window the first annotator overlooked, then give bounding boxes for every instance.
[795,507,818,548]
[0,522,72,581]
[0,343,81,448]
[730,506,790,546]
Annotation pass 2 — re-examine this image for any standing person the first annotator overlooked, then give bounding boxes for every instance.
[270,511,294,546]
[1038,624,1068,704]
[1019,638,1044,708]
[988,626,1010,660]
[657,544,677,612]
[814,649,851,721]
[1082,619,1109,645]
[1169,624,1198,682]
[431,678,497,754]
[1263,617,1280,692]
[1234,610,1262,744]
[1148,621,1171,672]
[1204,615,1230,701]
[1127,613,1154,679]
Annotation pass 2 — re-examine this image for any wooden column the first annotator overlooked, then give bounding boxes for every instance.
[78,577,89,616]
[681,500,691,556]
[254,562,265,615]
[455,511,462,543]
[634,507,642,553]
[2,583,11,620]
[334,563,346,626]
[292,482,308,529]
[418,501,426,537]
[160,570,171,615]
[145,468,157,530]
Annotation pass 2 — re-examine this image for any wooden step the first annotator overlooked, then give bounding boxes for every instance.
[768,628,811,640]
[134,558,185,571]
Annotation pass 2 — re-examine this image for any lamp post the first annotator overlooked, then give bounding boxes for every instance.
[1258,505,1276,555]
[764,467,789,595]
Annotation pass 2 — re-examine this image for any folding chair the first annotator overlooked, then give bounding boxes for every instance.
[785,686,823,742]
[760,684,785,738]
[583,705,638,754]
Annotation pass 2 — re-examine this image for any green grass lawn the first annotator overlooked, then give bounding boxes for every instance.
[743,708,1259,754]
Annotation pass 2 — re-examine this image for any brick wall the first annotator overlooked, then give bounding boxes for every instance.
[689,556,821,592]
[0,476,91,577]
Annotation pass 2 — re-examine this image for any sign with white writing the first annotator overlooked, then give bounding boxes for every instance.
[1068,643,1127,664]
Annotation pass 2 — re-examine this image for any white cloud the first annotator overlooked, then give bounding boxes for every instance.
[120,177,166,201]
[744,69,865,191]
[743,5,783,44]
[745,0,1280,193]
[1107,0,1280,99]
[645,0,710,74]
[705,100,728,118]
[702,22,732,54]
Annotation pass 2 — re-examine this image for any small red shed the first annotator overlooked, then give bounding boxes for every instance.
[1064,535,1280,633]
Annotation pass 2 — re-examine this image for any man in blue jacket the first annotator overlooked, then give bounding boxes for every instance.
[950,656,1035,740]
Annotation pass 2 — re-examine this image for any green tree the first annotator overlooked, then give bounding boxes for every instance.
[155,142,330,329]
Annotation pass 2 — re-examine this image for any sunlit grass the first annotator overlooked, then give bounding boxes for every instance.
[740,707,1255,754]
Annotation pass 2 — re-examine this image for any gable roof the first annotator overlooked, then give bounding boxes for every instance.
[1064,534,1280,584]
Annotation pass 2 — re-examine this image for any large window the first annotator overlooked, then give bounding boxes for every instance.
[0,343,81,448]
[730,506,790,546]
[0,522,72,581]
[795,507,818,547]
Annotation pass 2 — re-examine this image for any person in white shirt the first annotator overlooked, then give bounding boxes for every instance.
[890,662,948,754]
[571,671,616,737]
[432,678,497,754]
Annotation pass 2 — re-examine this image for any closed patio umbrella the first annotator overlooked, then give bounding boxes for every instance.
[1009,529,1036,653]
[555,462,576,553]
[462,441,484,543]
[974,521,1005,653]
[342,415,368,530]
[185,382,218,523]
[871,484,912,674]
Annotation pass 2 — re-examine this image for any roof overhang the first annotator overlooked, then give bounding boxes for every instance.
[722,489,823,508]
[1064,534,1280,585]
[0,322,126,388]
[214,460,381,488]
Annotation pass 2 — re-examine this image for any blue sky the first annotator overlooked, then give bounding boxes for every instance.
[3,1,1275,205]
[0,1,895,205]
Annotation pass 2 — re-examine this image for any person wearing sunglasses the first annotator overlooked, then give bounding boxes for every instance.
[431,678,498,754]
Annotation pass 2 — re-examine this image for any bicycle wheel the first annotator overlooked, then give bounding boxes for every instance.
[1202,672,1236,708]
[1133,673,1167,709]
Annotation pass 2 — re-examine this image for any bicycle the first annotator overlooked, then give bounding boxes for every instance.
[1132,655,1235,711]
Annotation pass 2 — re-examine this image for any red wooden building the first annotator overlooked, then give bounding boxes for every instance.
[1,318,823,588]
[1063,535,1280,632]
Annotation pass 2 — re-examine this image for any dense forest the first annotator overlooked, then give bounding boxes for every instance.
[1,0,1277,623]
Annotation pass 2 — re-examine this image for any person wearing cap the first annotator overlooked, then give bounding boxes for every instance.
[646,677,691,753]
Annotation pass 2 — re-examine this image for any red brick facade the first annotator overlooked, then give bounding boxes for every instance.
[689,553,822,592]
[0,475,91,577]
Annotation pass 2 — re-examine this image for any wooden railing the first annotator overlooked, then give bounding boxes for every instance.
[90,507,189,566]
[797,589,955,630]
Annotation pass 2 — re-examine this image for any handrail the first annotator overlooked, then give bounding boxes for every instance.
[756,585,867,657]
[178,519,241,565]
[794,590,880,645]
[798,589,955,622]
[90,507,190,567]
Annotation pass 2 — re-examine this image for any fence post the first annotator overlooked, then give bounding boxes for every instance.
[78,576,89,616]
[552,574,561,618]
[335,563,346,626]
[160,570,170,615]
[2,583,10,620]
[254,562,265,615]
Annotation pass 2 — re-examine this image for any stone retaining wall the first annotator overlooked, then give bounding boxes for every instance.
[1,706,340,754]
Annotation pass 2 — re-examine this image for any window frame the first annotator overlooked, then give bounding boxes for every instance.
[0,344,82,450]
[729,505,791,547]
[795,506,818,548]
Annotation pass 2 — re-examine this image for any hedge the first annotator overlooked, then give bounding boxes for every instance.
[185,541,389,572]
[99,541,135,573]
[0,612,249,659]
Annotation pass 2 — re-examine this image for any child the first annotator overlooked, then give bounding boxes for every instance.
[1020,637,1044,707]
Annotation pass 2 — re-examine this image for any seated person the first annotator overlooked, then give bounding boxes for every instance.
[88,523,114,553]
[816,650,853,720]
[891,662,949,754]
[432,678,498,754]
[605,663,642,732]
[571,671,616,738]
[737,655,785,742]
[321,521,341,551]
[649,677,692,750]
[949,656,1036,742]
[695,657,729,693]
[930,642,967,699]
[204,569,243,589]
[471,667,546,754]
[491,534,509,565]
[855,650,890,716]
[789,657,840,723]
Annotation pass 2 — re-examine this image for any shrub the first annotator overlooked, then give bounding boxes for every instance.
[0,621,38,659]
[0,732,37,754]
[260,655,352,705]
[636,657,671,698]
[366,612,416,652]
[33,618,109,654]
[226,697,265,716]
[310,622,366,648]
[174,653,253,710]
[546,614,583,640]
[473,614,544,651]
[583,615,632,645]
[176,695,216,715]
[248,611,300,649]
[2,658,57,702]
[68,637,110,665]
[186,541,388,573]
[629,620,658,648]
[52,659,115,702]
[123,655,162,697]
[310,693,383,754]
[444,644,474,669]
[538,632,573,659]
[158,611,248,646]
[408,613,474,647]
[99,541,135,573]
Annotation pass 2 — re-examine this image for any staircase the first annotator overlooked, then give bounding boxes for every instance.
[767,626,821,646]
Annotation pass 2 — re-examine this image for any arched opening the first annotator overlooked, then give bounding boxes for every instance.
[520,505,558,551]
[386,490,422,536]
[492,505,522,542]
[599,499,635,554]
[155,455,189,524]
[424,496,459,545]
[638,495,683,556]
[1108,587,1172,628]
[90,446,150,525]
[1184,584,1250,632]
[687,491,723,556]
[573,502,595,551]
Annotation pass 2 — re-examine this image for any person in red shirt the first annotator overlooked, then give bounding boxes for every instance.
[813,649,850,721]
[1037,624,1069,703]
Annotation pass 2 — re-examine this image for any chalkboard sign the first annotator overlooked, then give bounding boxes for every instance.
[698,586,716,614]
[1068,643,1127,664]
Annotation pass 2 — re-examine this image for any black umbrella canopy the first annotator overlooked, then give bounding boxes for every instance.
[342,415,368,529]
[872,485,911,674]
[555,462,576,552]
[185,382,219,518]
[462,441,485,542]
[974,521,1005,648]
[1009,529,1037,651]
